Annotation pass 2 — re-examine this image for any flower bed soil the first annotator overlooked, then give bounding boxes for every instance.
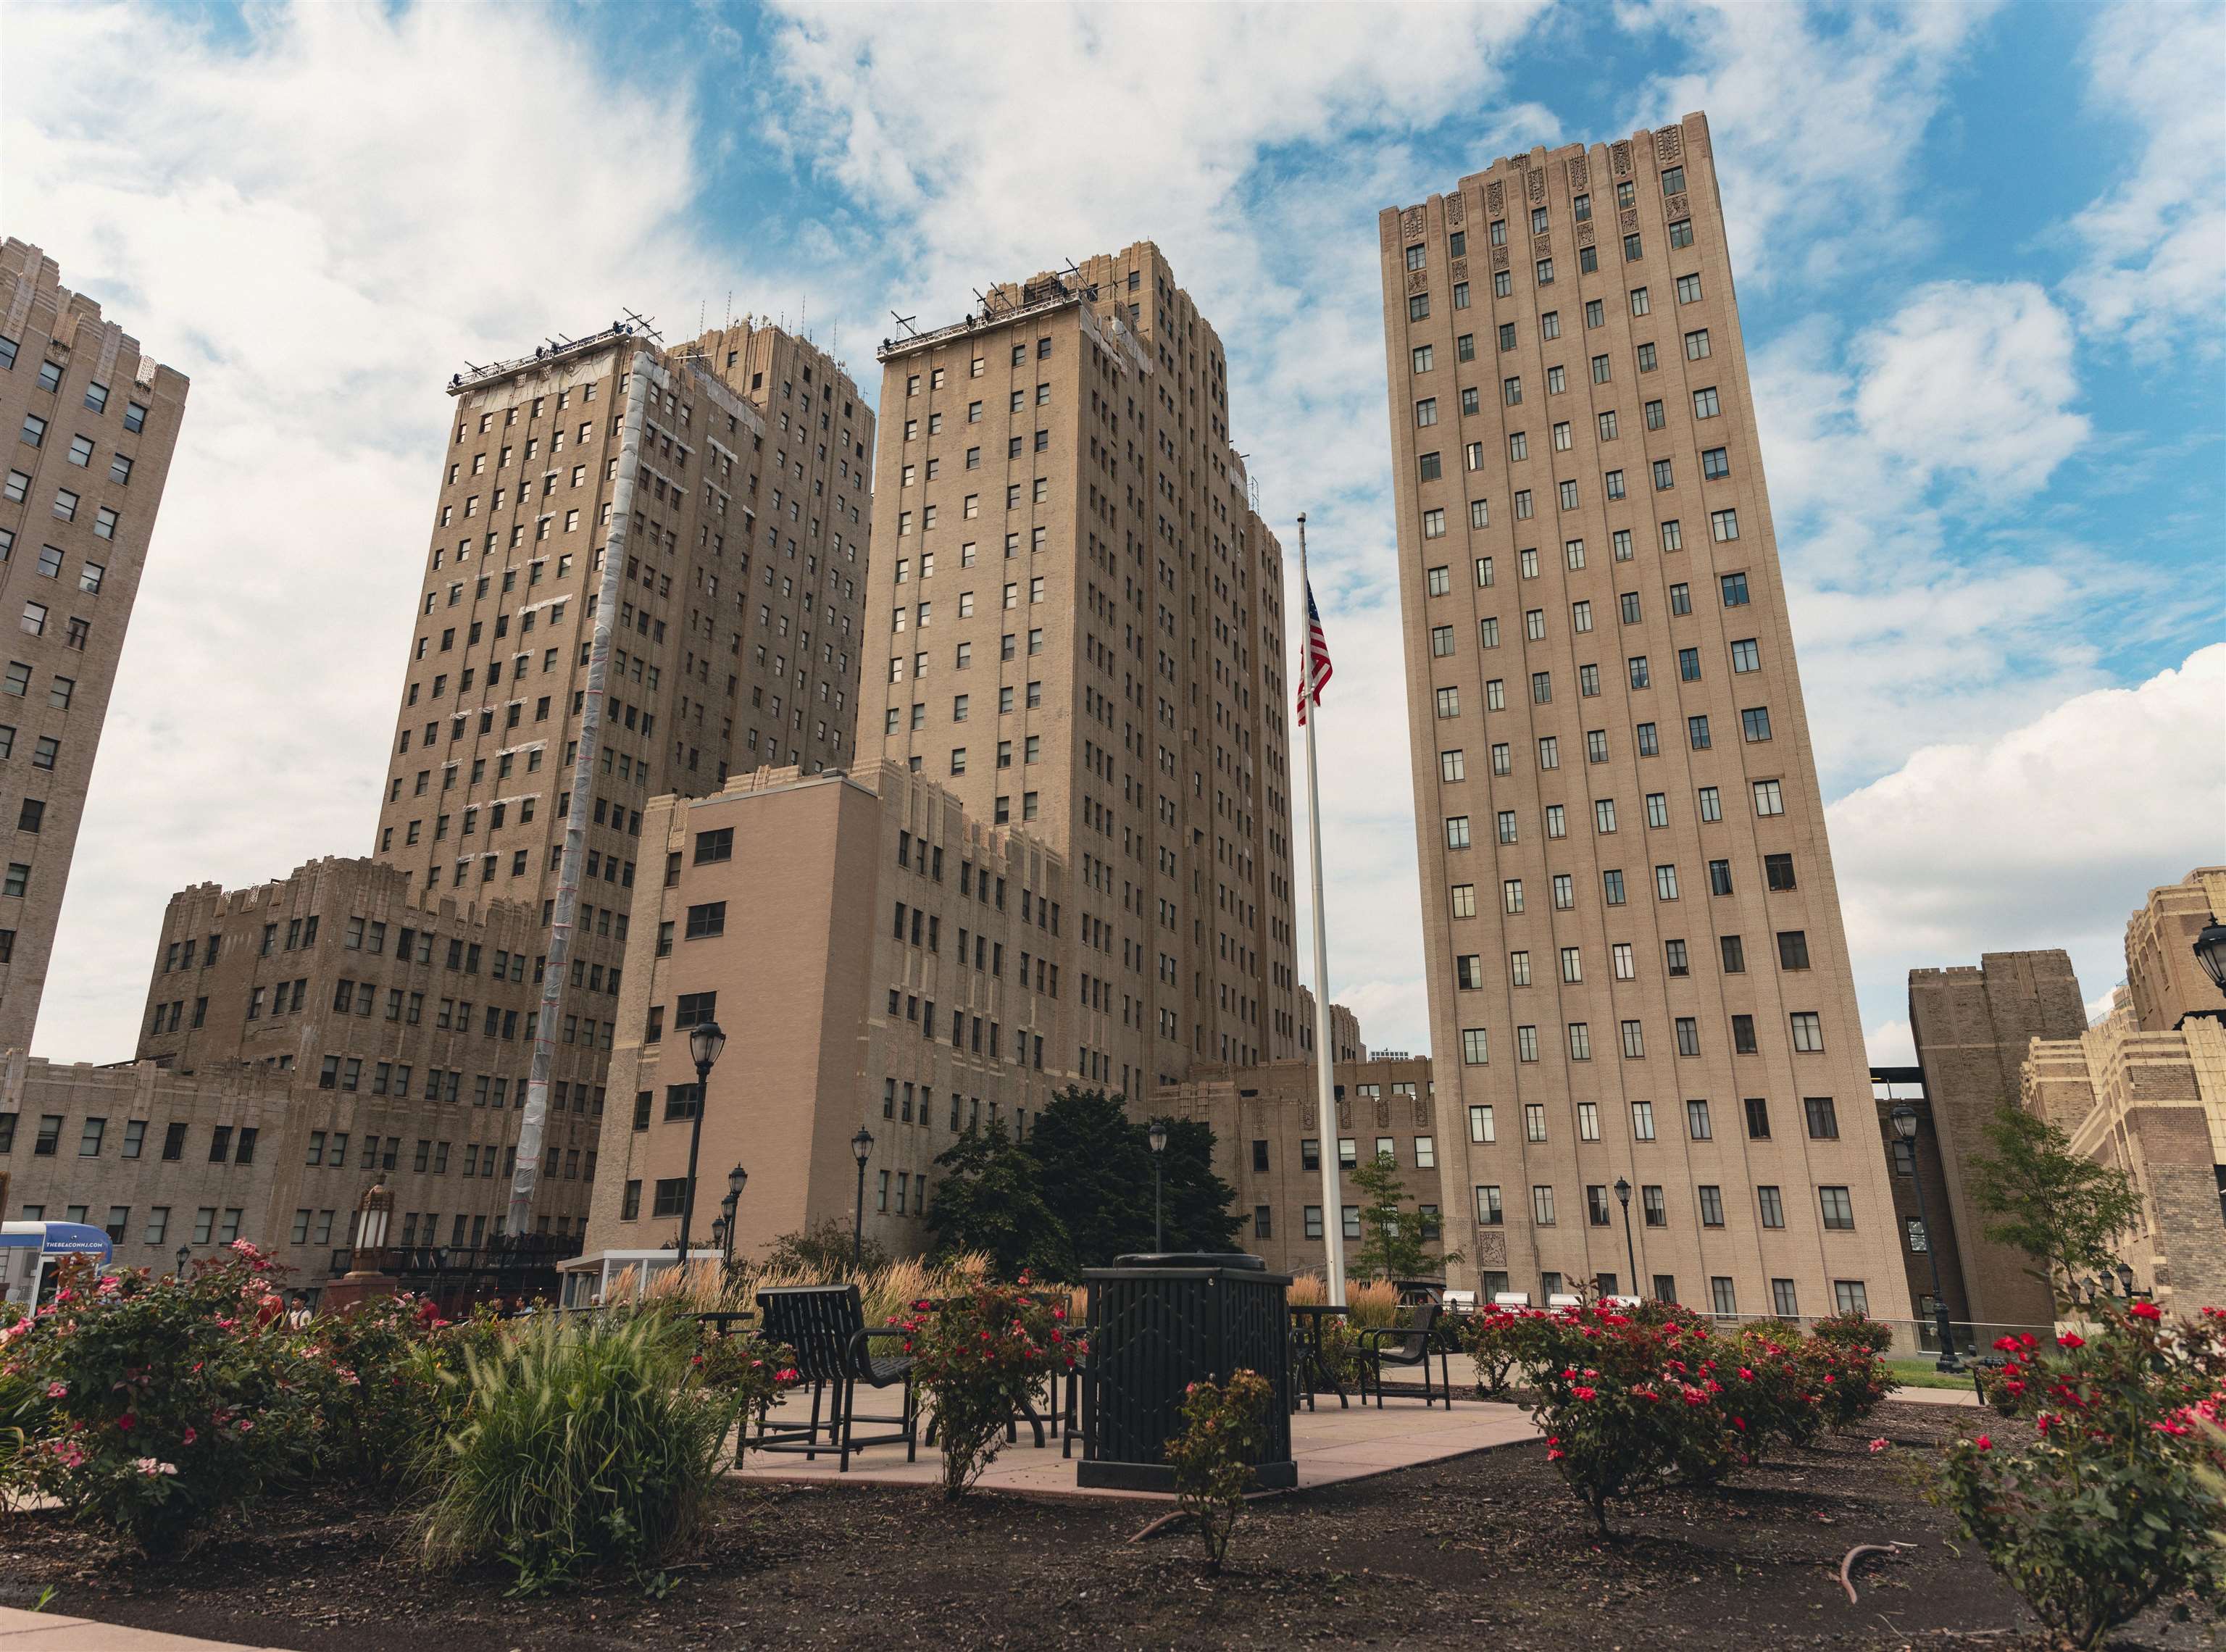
[0,1401,2210,1651]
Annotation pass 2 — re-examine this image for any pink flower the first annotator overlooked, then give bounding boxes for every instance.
[1571,1385,1598,1401]
[133,1458,178,1477]
[181,1426,197,1446]
[44,1381,67,1399]
[1868,1438,1888,1453]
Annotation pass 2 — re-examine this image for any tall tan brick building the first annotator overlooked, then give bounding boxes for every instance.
[0,239,188,1050]
[1379,116,1906,1321]
[860,248,1301,1103]
[361,318,871,1234]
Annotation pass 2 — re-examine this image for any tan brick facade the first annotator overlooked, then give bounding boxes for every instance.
[0,239,188,1050]
[1155,1056,1443,1276]
[1380,117,1906,1321]
[1296,988,1364,1062]
[581,762,1069,1263]
[859,248,1301,1103]
[1905,951,2086,1329]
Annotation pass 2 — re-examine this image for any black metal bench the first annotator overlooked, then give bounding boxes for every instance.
[1358,1301,1452,1409]
[753,1284,916,1472]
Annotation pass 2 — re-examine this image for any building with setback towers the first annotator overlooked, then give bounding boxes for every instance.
[123,317,870,1275]
[864,245,1302,1103]
[1380,116,1907,1327]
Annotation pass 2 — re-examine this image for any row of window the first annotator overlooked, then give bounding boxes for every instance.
[0,1114,253,1163]
[1448,1009,1827,1062]
[1,469,122,543]
[1401,212,1698,320]
[0,336,152,431]
[1442,852,1801,918]
[1459,1093,1846,1142]
[1448,930,1813,983]
[1472,1179,1857,1232]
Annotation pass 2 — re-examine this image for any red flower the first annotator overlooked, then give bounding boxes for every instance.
[2129,1301,2162,1322]
[2055,1332,2085,1349]
[1972,1434,1992,1451]
[115,1414,135,1432]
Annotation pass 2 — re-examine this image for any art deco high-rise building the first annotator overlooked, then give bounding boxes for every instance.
[0,238,188,1051]
[136,317,870,1253]
[862,244,1301,1103]
[1379,116,1906,1322]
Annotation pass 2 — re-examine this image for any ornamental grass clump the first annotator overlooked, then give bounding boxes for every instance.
[0,1245,309,1558]
[1165,1369,1275,1573]
[1938,1304,2226,1648]
[901,1277,1078,1499]
[415,1311,733,1595]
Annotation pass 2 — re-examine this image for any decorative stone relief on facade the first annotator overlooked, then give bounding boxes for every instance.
[1491,246,1509,270]
[1450,259,1468,282]
[1401,206,1427,238]
[1532,233,1552,257]
[1446,190,1465,227]
[1611,140,1632,178]
[1620,208,1638,232]
[1665,193,1689,220]
[1566,155,1588,193]
[1655,124,1684,164]
[1474,1230,1507,1267]
[1527,165,1546,204]
[1486,180,1504,216]
[1407,269,1427,295]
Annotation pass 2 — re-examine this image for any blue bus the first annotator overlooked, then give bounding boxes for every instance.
[0,1220,114,1309]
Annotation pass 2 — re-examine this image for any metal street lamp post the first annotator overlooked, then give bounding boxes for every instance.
[851,1127,875,1272]
[2193,919,2226,999]
[1613,1177,1638,1298]
[673,1020,728,1270]
[175,1244,191,1281]
[1893,1104,1961,1372]
[720,1164,747,1272]
[1147,1119,1170,1252]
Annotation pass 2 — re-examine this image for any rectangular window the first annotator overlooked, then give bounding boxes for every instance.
[1474,1184,1502,1225]
[1758,1186,1785,1229]
[1531,1185,1556,1226]
[1804,1096,1840,1138]
[1698,1185,1725,1227]
[1791,1012,1825,1053]
[1744,1097,1771,1139]
[1630,1101,1656,1140]
[1819,1187,1856,1230]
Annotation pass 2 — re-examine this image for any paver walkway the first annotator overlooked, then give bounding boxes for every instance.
[0,1610,292,1650]
[733,1390,1541,1498]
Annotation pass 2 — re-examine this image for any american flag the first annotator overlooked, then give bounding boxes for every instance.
[1297,580,1333,725]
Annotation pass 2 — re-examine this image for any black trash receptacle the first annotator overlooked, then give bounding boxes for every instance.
[1076,1253,1294,1492]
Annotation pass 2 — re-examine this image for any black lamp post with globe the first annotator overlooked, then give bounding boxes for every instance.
[1892,1103,1961,1372]
[673,1019,727,1269]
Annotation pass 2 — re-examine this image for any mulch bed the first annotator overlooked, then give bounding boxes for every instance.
[0,1400,2212,1650]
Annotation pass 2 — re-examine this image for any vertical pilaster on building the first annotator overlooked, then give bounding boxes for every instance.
[1380,116,1906,1322]
[0,239,189,1051]
[860,246,1301,1105]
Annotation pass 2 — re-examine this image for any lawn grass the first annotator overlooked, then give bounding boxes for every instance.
[1887,1357,1983,1392]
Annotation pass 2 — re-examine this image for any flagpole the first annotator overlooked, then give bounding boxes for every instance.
[1296,514,1347,1306]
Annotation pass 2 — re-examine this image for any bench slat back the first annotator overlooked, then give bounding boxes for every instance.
[756,1285,865,1383]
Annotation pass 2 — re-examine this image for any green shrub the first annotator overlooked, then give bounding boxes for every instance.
[901,1278,1077,1498]
[0,1246,307,1557]
[1938,1306,2226,1648]
[415,1312,732,1594]
[1166,1369,1275,1572]
[288,1294,444,1486]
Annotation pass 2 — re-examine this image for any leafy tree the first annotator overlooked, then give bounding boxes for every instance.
[763,1217,888,1277]
[1964,1102,2143,1305]
[1347,1150,1463,1281]
[1025,1088,1156,1265]
[925,1118,1072,1278]
[1154,1114,1244,1256]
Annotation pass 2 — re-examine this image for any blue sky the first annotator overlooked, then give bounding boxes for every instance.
[4,0,2222,1066]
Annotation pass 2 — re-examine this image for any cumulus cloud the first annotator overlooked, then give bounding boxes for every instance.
[1621,0,1996,288]
[1830,644,2226,1056]
[1849,282,2088,498]
[2062,1,2226,354]
[1,2,746,1058]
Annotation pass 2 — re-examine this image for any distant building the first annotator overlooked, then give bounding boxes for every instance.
[1154,1055,1441,1278]
[0,239,190,1049]
[1894,867,2226,1327]
[1296,987,1365,1062]
[2022,869,2226,1314]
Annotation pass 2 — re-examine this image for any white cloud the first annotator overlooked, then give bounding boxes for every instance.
[1830,644,2226,1056]
[1,3,741,1059]
[1850,282,2088,498]
[1621,0,1996,288]
[2062,1,2226,354]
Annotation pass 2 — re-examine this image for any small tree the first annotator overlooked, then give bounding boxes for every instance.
[1166,1369,1275,1572]
[1964,1103,2142,1306]
[763,1217,888,1277]
[1346,1151,1462,1280]
[925,1118,1072,1279]
[1154,1115,1245,1256]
